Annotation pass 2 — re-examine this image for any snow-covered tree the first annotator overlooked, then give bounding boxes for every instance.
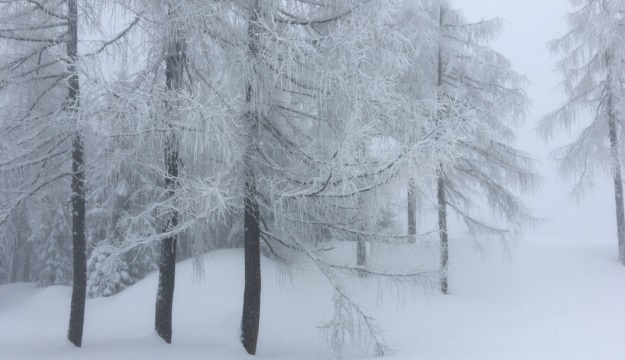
[0,0,539,356]
[426,2,537,293]
[0,0,90,345]
[32,202,72,287]
[87,241,133,297]
[86,150,157,297]
[81,0,239,343]
[227,0,457,355]
[0,207,26,284]
[539,0,625,265]
[89,0,440,354]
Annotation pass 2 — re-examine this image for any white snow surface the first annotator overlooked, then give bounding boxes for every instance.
[1,236,623,360]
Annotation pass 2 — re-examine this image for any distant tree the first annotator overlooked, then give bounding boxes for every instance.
[0,208,24,284]
[399,1,441,243]
[539,0,625,265]
[431,2,537,292]
[86,152,157,298]
[32,202,73,287]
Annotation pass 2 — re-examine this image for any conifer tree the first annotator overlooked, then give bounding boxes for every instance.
[540,0,625,265]
[0,0,88,346]
[432,2,537,292]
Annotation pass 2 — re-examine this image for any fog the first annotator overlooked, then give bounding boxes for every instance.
[454,0,618,241]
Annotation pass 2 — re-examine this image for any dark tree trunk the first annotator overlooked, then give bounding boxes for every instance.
[22,243,31,282]
[607,91,625,265]
[154,191,177,344]
[154,135,178,343]
[154,31,183,343]
[9,239,19,283]
[241,167,261,355]
[407,180,417,243]
[67,0,87,347]
[357,238,367,269]
[356,236,367,278]
[68,135,87,347]
[240,2,262,354]
[9,254,18,283]
[437,174,449,294]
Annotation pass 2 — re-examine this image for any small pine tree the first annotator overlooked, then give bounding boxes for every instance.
[35,204,72,287]
[86,175,157,297]
[87,241,134,297]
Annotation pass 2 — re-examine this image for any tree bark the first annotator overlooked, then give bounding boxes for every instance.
[607,92,625,266]
[9,233,19,283]
[436,6,449,294]
[357,237,367,277]
[437,174,449,294]
[605,51,625,266]
[22,242,30,282]
[9,252,18,283]
[407,179,417,243]
[241,3,262,354]
[154,132,179,344]
[67,0,87,347]
[241,165,261,355]
[356,191,367,275]
[154,27,183,343]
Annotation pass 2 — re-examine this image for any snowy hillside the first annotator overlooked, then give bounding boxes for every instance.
[1,235,623,360]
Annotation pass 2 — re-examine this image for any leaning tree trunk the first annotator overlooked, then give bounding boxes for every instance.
[607,90,625,266]
[67,0,87,347]
[154,28,183,343]
[240,2,262,354]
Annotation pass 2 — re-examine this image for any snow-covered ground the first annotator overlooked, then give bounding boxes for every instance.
[1,235,623,360]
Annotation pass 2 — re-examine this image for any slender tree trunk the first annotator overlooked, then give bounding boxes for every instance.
[9,228,20,282]
[68,117,86,347]
[154,132,179,344]
[357,237,367,276]
[67,0,87,347]
[607,91,625,265]
[22,242,30,282]
[154,27,183,343]
[241,3,262,354]
[9,248,19,283]
[241,164,261,355]
[613,165,625,266]
[357,192,367,275]
[437,174,449,294]
[407,179,417,243]
[436,6,449,293]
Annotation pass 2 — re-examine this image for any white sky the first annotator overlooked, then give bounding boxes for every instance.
[453,0,618,241]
